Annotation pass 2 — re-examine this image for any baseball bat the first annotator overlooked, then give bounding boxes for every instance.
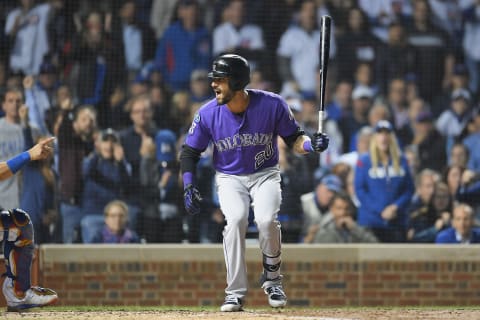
[318,15,331,134]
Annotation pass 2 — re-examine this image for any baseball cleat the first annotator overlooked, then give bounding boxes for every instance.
[220,295,243,312]
[262,279,287,308]
[3,278,58,312]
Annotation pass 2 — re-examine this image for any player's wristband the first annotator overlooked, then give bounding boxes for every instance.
[6,151,31,174]
[183,172,194,189]
[303,140,313,153]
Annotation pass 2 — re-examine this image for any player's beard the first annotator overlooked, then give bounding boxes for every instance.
[216,88,235,105]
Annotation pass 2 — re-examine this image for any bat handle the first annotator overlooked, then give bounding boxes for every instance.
[318,110,325,134]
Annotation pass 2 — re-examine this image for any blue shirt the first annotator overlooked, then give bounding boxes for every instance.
[436,227,480,244]
[154,21,211,91]
[185,90,300,175]
[354,153,415,228]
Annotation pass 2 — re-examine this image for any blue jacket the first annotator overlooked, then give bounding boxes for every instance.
[154,21,211,91]
[436,227,480,244]
[354,153,414,229]
[81,153,131,215]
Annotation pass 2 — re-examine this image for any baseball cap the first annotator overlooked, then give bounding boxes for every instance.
[39,62,57,75]
[320,174,342,193]
[155,129,177,162]
[374,120,393,133]
[415,110,433,123]
[352,85,373,100]
[451,88,471,101]
[99,128,119,142]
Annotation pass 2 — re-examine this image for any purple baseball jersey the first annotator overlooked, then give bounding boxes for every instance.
[185,89,300,174]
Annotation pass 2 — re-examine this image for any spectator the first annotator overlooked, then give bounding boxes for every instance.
[98,84,130,130]
[358,0,412,42]
[409,110,446,173]
[456,169,480,210]
[169,90,194,136]
[463,107,480,171]
[139,129,183,243]
[154,0,211,91]
[90,200,140,243]
[189,69,213,104]
[23,62,60,135]
[385,78,409,139]
[110,0,156,82]
[150,84,173,130]
[461,0,480,97]
[336,7,379,83]
[19,135,59,244]
[436,88,473,140]
[376,22,416,96]
[0,87,38,209]
[443,164,465,200]
[213,0,266,71]
[432,64,470,117]
[406,0,455,104]
[311,192,378,243]
[149,0,178,40]
[406,169,440,241]
[119,95,158,236]
[57,104,96,243]
[408,181,452,242]
[301,174,343,243]
[277,0,321,98]
[70,10,118,107]
[5,0,52,75]
[339,85,373,153]
[428,0,463,54]
[449,142,469,168]
[325,80,352,122]
[277,137,312,243]
[354,120,415,242]
[80,128,132,242]
[353,62,378,97]
[337,126,374,169]
[436,203,480,243]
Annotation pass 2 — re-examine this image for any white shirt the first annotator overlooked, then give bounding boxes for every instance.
[5,3,51,75]
[277,26,320,92]
[123,24,143,71]
[460,0,480,60]
[213,22,265,56]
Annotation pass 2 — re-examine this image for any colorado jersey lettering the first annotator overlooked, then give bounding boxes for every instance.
[185,89,300,174]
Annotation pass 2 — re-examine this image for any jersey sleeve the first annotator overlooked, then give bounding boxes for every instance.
[184,111,210,152]
[276,98,301,138]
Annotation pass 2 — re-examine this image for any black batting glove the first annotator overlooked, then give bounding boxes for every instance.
[311,132,329,153]
[184,184,203,215]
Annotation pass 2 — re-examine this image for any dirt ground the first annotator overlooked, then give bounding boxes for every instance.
[3,308,480,320]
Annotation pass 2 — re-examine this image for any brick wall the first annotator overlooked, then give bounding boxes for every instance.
[33,244,480,307]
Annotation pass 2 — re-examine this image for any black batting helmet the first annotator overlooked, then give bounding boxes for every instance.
[208,54,250,91]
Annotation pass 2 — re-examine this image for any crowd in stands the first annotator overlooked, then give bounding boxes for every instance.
[0,0,479,244]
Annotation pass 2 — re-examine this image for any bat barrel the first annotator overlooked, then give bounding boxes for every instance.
[318,15,331,133]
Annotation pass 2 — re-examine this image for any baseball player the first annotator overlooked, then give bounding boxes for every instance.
[0,136,58,311]
[180,54,329,311]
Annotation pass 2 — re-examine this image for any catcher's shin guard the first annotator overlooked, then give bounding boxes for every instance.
[1,209,34,292]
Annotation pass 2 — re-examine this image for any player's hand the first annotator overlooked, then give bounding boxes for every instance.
[311,132,329,153]
[28,137,55,161]
[184,184,202,215]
